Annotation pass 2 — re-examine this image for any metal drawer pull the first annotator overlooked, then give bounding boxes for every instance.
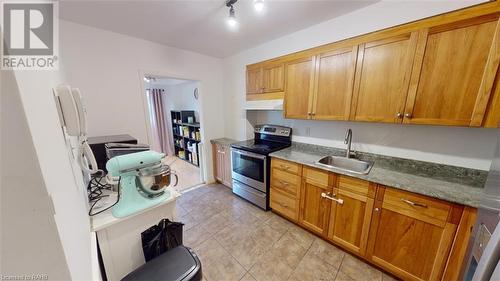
[280,165,291,170]
[278,202,288,208]
[401,198,427,208]
[321,192,344,205]
[279,180,289,186]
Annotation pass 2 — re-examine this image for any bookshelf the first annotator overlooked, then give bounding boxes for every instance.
[170,110,201,167]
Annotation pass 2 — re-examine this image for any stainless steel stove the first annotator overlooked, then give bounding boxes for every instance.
[231,124,292,210]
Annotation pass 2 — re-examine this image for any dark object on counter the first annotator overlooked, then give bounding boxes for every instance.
[141,219,184,262]
[121,246,202,281]
[105,143,150,159]
[88,134,137,172]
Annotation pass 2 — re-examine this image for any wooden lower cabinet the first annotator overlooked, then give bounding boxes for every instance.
[212,142,232,187]
[269,158,471,281]
[270,160,302,222]
[299,168,332,236]
[299,179,332,236]
[327,188,374,256]
[366,187,460,281]
[270,188,299,222]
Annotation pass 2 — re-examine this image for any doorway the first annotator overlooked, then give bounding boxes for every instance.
[143,75,204,192]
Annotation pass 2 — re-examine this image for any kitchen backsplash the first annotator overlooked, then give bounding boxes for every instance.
[246,110,497,171]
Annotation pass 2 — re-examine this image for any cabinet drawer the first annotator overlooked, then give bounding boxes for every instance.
[271,158,302,175]
[270,188,298,221]
[382,188,452,227]
[337,175,374,198]
[303,166,330,187]
[271,169,301,197]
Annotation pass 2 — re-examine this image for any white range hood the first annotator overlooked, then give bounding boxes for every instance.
[245,99,283,110]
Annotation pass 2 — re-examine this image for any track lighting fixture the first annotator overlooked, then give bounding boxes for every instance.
[224,0,266,30]
[254,0,264,13]
[226,5,237,29]
[225,0,238,29]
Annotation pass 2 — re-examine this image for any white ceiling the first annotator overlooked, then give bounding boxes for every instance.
[60,0,378,58]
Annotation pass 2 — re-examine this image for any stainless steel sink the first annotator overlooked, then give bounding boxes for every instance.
[316,156,373,175]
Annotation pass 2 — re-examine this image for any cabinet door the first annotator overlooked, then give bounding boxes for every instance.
[312,46,358,120]
[223,144,233,187]
[213,143,223,182]
[246,67,263,95]
[327,188,374,256]
[404,16,500,126]
[351,33,419,123]
[262,63,284,93]
[366,187,458,281]
[299,178,332,236]
[284,56,316,119]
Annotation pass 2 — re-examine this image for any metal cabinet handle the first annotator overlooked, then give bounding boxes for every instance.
[374,207,380,212]
[401,198,427,208]
[278,202,288,208]
[280,165,291,170]
[396,112,402,118]
[279,180,289,186]
[321,192,344,205]
[405,113,412,118]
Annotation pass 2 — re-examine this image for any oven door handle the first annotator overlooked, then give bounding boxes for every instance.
[231,148,267,160]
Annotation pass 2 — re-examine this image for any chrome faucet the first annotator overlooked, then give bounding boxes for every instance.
[344,129,352,158]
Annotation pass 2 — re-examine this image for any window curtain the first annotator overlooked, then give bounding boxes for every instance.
[146,88,173,155]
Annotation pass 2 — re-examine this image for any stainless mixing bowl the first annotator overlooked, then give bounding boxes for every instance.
[136,164,178,197]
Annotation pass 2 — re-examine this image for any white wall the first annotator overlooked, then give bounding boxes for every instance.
[223,0,497,170]
[1,70,72,281]
[163,81,200,122]
[60,20,225,182]
[3,66,94,279]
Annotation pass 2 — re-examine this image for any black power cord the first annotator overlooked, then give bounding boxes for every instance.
[88,172,121,216]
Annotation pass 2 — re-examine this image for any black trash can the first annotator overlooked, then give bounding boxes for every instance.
[121,245,202,281]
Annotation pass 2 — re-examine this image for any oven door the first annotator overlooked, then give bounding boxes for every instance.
[231,148,267,193]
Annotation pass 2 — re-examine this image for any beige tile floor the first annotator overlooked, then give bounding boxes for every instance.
[165,155,203,192]
[175,184,400,281]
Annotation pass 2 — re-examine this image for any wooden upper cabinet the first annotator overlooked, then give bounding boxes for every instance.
[351,33,418,123]
[262,64,284,93]
[246,62,285,98]
[484,70,500,128]
[366,187,460,281]
[311,46,358,120]
[246,66,263,95]
[404,15,500,126]
[284,56,316,119]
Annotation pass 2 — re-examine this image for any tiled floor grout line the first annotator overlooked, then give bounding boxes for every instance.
[181,185,390,281]
[333,254,346,281]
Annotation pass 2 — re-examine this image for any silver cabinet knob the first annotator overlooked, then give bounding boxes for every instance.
[374,207,380,212]
[405,113,412,118]
[396,112,402,118]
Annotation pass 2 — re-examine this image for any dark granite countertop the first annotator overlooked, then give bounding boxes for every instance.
[210,138,238,146]
[270,142,487,207]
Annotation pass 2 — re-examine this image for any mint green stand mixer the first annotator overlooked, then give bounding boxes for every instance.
[106,150,178,218]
